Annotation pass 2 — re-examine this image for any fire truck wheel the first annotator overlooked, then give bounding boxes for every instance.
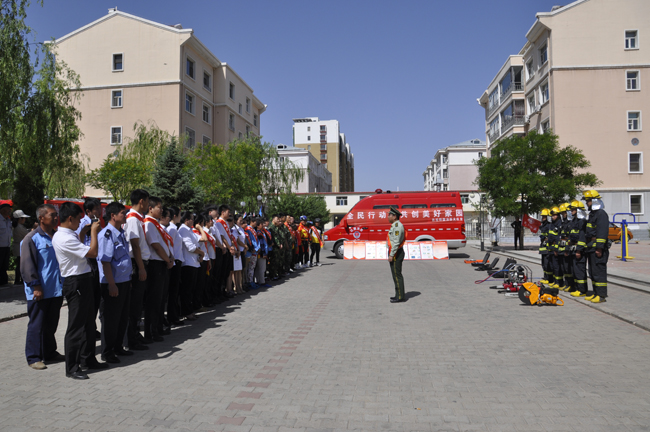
[334,241,345,259]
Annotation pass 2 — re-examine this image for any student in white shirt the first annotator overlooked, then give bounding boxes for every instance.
[207,206,227,302]
[52,202,105,380]
[231,216,246,295]
[124,189,151,351]
[178,212,204,321]
[213,205,236,297]
[192,214,210,312]
[144,197,173,342]
[164,207,185,326]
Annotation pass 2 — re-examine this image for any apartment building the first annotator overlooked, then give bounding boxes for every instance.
[292,118,354,192]
[276,145,332,193]
[477,0,649,223]
[52,8,266,195]
[423,139,485,192]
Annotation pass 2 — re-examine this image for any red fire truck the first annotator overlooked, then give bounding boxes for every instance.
[323,191,466,259]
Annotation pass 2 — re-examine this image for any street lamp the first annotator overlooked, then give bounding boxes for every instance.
[257,195,263,216]
[480,194,486,252]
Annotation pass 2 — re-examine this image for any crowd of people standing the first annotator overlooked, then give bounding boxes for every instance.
[10,190,325,379]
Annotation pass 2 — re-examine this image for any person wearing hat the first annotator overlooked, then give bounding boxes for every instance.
[558,203,574,292]
[308,221,323,267]
[12,209,31,286]
[568,200,589,298]
[297,216,310,267]
[583,190,609,303]
[0,203,13,285]
[538,209,552,284]
[387,207,406,303]
[547,206,562,289]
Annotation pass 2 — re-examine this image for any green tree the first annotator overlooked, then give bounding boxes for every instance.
[1,0,85,216]
[475,130,599,246]
[150,137,203,210]
[189,136,303,208]
[87,121,170,201]
[266,193,330,223]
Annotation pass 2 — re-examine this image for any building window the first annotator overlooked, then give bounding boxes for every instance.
[203,71,211,91]
[111,90,122,108]
[202,135,211,147]
[239,132,243,139]
[541,120,550,133]
[246,98,250,113]
[442,155,447,164]
[628,111,641,131]
[112,53,123,71]
[320,125,326,131]
[442,169,448,179]
[202,104,210,124]
[629,152,642,173]
[527,94,536,113]
[185,127,195,149]
[307,136,311,141]
[627,70,640,91]
[630,194,643,214]
[540,82,549,104]
[478,152,483,158]
[320,134,326,141]
[110,126,122,145]
[307,126,310,131]
[336,196,348,206]
[320,153,327,161]
[625,30,639,50]
[239,103,242,114]
[526,60,534,80]
[253,114,258,126]
[460,194,470,204]
[185,92,195,114]
[186,58,195,79]
[320,144,327,151]
[229,113,235,131]
[539,44,548,65]
[229,82,235,99]
[246,125,250,136]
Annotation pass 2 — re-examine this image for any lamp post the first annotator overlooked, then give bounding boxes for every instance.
[480,194,486,252]
[257,195,263,217]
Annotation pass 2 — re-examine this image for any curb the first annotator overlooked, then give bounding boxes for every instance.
[474,246,650,334]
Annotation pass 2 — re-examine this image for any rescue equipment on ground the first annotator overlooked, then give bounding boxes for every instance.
[518,282,564,306]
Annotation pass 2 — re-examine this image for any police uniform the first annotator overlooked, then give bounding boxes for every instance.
[388,208,406,302]
[97,223,132,361]
[584,190,609,302]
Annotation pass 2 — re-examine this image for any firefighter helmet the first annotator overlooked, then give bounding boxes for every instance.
[550,206,560,215]
[558,203,569,212]
[568,200,585,210]
[540,208,551,216]
[582,189,601,200]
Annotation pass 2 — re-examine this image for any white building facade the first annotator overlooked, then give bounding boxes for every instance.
[276,145,332,194]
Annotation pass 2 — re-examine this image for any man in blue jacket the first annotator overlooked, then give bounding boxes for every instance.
[21,204,64,370]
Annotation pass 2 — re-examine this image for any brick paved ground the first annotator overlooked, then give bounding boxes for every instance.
[1,251,650,431]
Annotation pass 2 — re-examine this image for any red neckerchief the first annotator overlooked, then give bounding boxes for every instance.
[204,230,216,251]
[192,228,212,253]
[284,222,294,234]
[310,226,324,247]
[126,211,146,240]
[144,216,173,248]
[218,217,237,244]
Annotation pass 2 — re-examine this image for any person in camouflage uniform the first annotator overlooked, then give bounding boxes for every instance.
[267,215,285,280]
[281,214,294,274]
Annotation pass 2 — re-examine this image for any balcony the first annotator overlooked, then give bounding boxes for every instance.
[501,115,525,131]
[488,130,500,143]
[500,82,524,102]
[488,102,500,117]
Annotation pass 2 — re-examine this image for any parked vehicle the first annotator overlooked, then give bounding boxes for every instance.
[323,191,466,259]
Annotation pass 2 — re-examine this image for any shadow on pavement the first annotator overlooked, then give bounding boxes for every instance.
[405,291,421,300]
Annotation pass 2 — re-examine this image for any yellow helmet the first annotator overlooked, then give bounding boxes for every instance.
[582,189,601,200]
[550,206,560,215]
[558,203,569,212]
[568,200,585,210]
[540,208,550,216]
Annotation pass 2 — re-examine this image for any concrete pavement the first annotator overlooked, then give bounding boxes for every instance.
[1,252,650,431]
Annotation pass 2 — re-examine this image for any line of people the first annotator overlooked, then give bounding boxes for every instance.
[20,189,326,379]
[538,189,610,303]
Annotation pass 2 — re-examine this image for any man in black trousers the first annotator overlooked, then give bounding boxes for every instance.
[52,202,108,380]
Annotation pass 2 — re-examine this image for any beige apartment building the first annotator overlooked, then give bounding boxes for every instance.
[292,118,354,192]
[53,8,266,195]
[478,0,649,226]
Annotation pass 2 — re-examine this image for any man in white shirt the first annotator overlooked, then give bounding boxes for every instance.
[164,207,185,325]
[207,206,226,303]
[0,203,13,286]
[52,202,106,380]
[212,205,236,297]
[178,211,204,320]
[144,197,173,342]
[124,189,151,351]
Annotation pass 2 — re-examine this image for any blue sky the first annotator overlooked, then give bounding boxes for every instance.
[26,0,562,192]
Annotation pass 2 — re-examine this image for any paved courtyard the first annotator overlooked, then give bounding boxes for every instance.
[1,250,649,432]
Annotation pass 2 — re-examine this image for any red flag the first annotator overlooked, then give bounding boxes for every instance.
[522,214,541,233]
